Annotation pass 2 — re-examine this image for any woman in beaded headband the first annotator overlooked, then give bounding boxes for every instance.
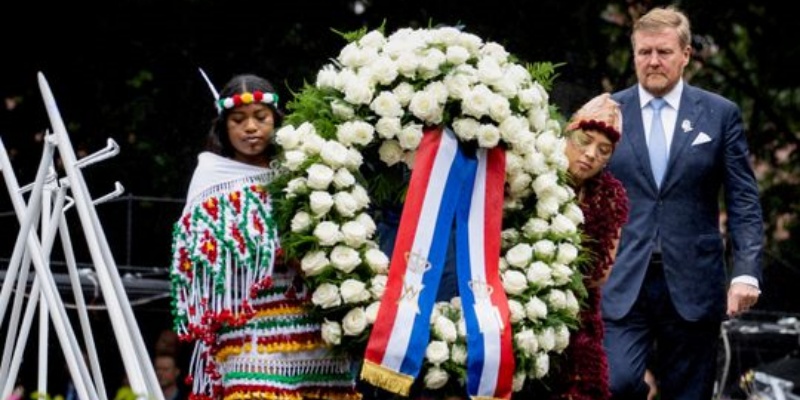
[205,73,284,165]
[169,71,361,400]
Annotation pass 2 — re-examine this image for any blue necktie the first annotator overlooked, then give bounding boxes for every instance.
[648,98,668,188]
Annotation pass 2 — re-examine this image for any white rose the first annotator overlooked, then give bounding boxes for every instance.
[321,319,342,345]
[535,129,559,156]
[556,243,579,265]
[533,239,556,261]
[514,328,539,356]
[320,141,349,168]
[333,168,356,189]
[508,299,525,323]
[502,269,528,295]
[345,148,364,169]
[498,257,509,272]
[525,296,548,321]
[283,150,307,171]
[365,301,381,324]
[342,307,368,336]
[316,65,338,89]
[378,140,404,166]
[551,263,574,286]
[505,151,524,175]
[397,123,424,150]
[425,340,450,365]
[312,283,341,309]
[392,82,415,106]
[355,213,377,237]
[300,132,325,155]
[350,120,377,147]
[309,191,334,216]
[290,211,312,233]
[340,221,368,247]
[538,326,556,351]
[369,274,388,299]
[423,366,449,390]
[300,250,329,277]
[432,316,458,343]
[532,172,558,196]
[522,151,549,175]
[313,220,342,246]
[375,117,402,140]
[549,149,570,171]
[445,45,470,65]
[487,94,511,123]
[526,261,554,287]
[343,77,374,105]
[365,248,390,273]
[340,279,370,304]
[350,185,371,209]
[536,195,560,219]
[528,106,549,133]
[450,343,468,365]
[562,202,585,225]
[513,372,527,393]
[477,56,503,85]
[359,30,386,50]
[331,99,355,120]
[565,289,580,315]
[547,289,567,311]
[534,352,550,378]
[551,214,577,237]
[366,56,399,86]
[285,177,308,197]
[505,243,533,269]
[452,117,480,141]
[522,217,550,240]
[329,245,361,273]
[306,163,335,190]
[333,191,360,217]
[461,84,492,119]
[443,72,472,100]
[501,228,520,246]
[507,172,533,197]
[476,123,501,148]
[275,125,301,150]
[554,324,570,352]
[370,91,404,118]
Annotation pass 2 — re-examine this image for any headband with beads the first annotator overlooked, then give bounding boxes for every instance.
[216,91,279,112]
[198,68,279,114]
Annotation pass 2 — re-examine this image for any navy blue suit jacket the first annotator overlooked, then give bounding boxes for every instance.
[602,83,763,322]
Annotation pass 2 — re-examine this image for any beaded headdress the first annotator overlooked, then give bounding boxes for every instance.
[198,68,280,113]
[565,93,622,143]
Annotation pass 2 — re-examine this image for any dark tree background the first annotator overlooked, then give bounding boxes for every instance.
[1,0,798,397]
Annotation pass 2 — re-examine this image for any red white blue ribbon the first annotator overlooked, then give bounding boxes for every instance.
[361,126,513,399]
[456,145,514,398]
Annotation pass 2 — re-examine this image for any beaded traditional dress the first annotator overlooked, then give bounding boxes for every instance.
[170,152,360,400]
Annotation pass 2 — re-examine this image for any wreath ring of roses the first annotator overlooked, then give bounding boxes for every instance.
[269,25,588,395]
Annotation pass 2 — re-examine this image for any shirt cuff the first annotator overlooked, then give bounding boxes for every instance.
[731,275,760,291]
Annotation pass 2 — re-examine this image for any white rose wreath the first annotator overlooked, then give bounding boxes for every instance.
[269,25,587,397]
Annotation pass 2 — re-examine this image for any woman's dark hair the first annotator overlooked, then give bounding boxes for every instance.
[205,74,284,158]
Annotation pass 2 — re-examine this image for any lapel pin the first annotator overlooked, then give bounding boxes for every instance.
[681,119,693,133]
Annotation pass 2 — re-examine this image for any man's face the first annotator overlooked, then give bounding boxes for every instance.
[633,28,691,97]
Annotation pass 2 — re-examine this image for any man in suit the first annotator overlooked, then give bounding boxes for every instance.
[602,6,764,400]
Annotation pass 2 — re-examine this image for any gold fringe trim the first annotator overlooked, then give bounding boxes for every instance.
[359,360,414,397]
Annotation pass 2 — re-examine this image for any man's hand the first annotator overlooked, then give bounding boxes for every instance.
[726,282,760,317]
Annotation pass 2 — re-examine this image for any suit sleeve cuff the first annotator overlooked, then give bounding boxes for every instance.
[731,275,760,291]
